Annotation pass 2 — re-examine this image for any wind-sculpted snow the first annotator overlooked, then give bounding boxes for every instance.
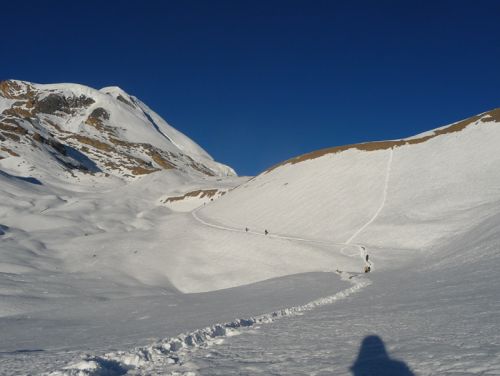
[48,275,370,376]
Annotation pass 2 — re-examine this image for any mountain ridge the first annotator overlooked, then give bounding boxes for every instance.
[0,79,235,181]
[266,107,500,173]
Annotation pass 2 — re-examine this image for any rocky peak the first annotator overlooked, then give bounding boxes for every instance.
[0,80,236,180]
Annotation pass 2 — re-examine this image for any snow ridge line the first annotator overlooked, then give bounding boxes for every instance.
[48,276,370,376]
[344,147,394,245]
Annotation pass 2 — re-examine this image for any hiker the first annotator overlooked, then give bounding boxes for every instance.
[365,254,369,262]
[245,227,248,232]
[265,229,268,235]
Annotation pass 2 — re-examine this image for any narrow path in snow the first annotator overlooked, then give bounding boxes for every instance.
[192,195,367,272]
[54,273,371,376]
[192,148,394,272]
[192,206,358,250]
[51,161,396,375]
[339,147,394,270]
[344,147,394,246]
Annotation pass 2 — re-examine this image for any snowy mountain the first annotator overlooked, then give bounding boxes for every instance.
[0,80,235,181]
[1,91,499,376]
[201,108,500,256]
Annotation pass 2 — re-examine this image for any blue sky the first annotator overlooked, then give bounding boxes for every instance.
[2,0,499,175]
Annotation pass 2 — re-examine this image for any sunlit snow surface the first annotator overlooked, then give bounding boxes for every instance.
[186,229,500,376]
[1,99,500,375]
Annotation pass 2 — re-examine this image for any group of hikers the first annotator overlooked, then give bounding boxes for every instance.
[244,227,372,273]
[245,227,269,235]
[364,253,371,273]
[362,246,371,273]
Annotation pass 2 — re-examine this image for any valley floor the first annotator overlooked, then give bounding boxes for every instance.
[2,207,499,375]
[0,272,351,375]
[1,166,499,375]
[181,261,500,376]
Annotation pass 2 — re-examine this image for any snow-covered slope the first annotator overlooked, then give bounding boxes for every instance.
[0,80,235,181]
[201,108,500,264]
[1,94,500,376]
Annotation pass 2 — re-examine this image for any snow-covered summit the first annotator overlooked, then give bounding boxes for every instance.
[0,79,235,181]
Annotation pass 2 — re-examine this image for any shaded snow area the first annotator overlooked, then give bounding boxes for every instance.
[1,104,500,375]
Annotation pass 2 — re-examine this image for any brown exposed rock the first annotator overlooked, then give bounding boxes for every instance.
[117,95,134,107]
[182,154,215,176]
[165,189,220,203]
[109,138,176,170]
[190,163,215,176]
[0,80,35,100]
[101,156,158,176]
[149,150,175,169]
[0,117,18,125]
[130,165,160,175]
[64,135,164,176]
[36,94,67,114]
[44,119,70,134]
[103,160,122,171]
[0,146,19,157]
[1,132,21,142]
[3,106,34,119]
[85,107,111,131]
[481,108,500,122]
[108,137,130,147]
[266,109,499,173]
[0,80,22,98]
[0,122,28,135]
[90,107,110,120]
[65,135,114,152]
[32,132,43,143]
[36,94,95,115]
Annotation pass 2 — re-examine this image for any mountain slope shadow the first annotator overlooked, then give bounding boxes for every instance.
[350,335,415,376]
[0,170,42,185]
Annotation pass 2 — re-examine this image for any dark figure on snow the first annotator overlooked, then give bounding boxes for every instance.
[245,227,248,232]
[350,335,415,376]
[265,229,269,235]
[365,254,369,262]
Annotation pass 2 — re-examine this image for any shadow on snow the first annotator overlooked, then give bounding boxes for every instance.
[0,170,42,185]
[350,335,415,376]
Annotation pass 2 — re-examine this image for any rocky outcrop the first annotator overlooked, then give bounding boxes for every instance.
[0,80,234,178]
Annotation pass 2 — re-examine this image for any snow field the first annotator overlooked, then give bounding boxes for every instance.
[47,273,370,376]
[2,81,500,376]
[201,117,500,263]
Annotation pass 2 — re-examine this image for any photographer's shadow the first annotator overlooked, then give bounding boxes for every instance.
[350,335,415,376]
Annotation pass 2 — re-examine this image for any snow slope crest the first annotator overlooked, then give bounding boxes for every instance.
[267,108,500,172]
[201,107,500,253]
